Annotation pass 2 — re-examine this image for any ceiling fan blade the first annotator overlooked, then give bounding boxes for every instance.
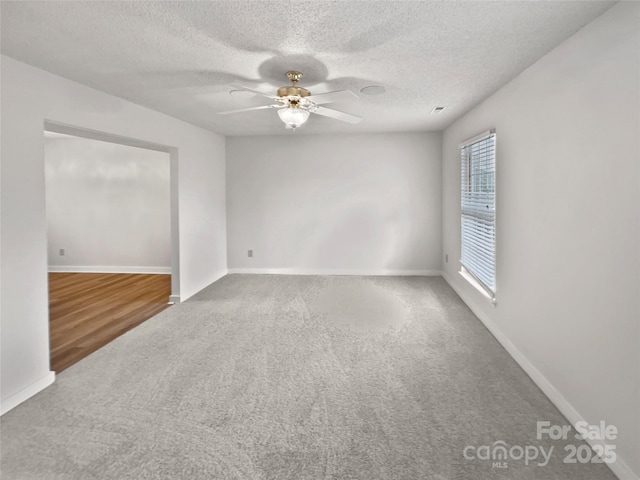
[306,90,358,105]
[312,106,362,124]
[218,104,280,115]
[230,85,280,100]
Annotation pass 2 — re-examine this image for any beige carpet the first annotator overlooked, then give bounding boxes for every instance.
[1,275,617,479]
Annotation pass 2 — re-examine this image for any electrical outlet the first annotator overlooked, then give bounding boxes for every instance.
[445,253,448,263]
[59,248,65,256]
[248,250,253,258]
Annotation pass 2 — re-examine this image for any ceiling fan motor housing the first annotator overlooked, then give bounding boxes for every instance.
[277,70,310,99]
[277,85,310,98]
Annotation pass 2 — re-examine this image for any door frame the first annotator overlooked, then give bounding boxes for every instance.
[43,120,181,302]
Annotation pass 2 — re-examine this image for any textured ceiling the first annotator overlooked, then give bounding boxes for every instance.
[1,1,614,136]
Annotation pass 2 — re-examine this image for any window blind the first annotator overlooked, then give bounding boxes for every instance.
[460,131,496,297]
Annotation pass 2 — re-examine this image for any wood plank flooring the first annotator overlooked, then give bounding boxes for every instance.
[49,273,172,372]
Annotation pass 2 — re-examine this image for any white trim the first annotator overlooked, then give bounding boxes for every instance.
[48,266,171,274]
[459,268,496,305]
[228,268,442,276]
[1,371,55,416]
[459,128,496,148]
[45,120,171,153]
[441,272,637,480]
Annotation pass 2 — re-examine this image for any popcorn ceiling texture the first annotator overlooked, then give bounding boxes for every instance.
[0,1,613,136]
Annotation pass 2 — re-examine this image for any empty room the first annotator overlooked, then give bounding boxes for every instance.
[44,131,173,372]
[1,2,638,480]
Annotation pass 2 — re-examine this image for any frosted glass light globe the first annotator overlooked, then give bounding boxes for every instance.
[277,107,310,129]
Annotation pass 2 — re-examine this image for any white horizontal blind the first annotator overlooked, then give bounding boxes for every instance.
[461,132,496,296]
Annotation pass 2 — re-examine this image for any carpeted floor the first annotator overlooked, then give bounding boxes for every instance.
[1,275,617,479]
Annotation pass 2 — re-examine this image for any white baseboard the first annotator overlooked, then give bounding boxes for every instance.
[1,371,55,416]
[441,272,638,480]
[48,266,171,274]
[227,268,442,276]
[168,294,181,304]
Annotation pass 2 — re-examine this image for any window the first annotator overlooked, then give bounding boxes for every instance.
[460,130,496,300]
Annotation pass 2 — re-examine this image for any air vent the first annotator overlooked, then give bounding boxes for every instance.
[431,106,446,114]
[360,85,386,96]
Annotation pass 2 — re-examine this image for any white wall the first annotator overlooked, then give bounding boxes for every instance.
[442,3,639,478]
[226,133,442,274]
[45,135,171,273]
[0,55,227,414]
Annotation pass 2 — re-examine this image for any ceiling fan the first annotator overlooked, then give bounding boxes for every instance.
[218,71,362,129]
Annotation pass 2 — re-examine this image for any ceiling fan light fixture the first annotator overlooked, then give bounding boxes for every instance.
[218,70,362,127]
[277,107,310,129]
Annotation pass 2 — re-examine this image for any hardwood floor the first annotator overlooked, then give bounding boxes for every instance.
[49,273,172,372]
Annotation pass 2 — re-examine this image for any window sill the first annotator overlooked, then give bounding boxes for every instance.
[459,269,497,306]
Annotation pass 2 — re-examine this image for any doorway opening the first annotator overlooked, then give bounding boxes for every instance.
[43,121,180,372]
